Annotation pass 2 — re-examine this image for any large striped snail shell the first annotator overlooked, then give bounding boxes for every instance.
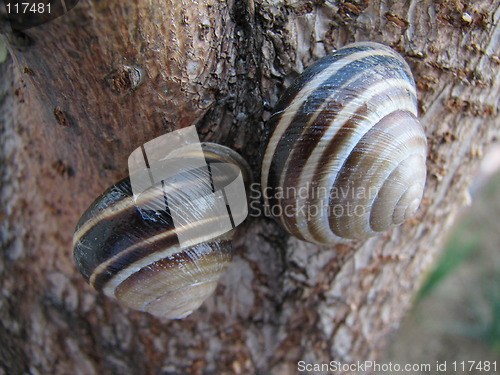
[73,143,250,319]
[261,42,427,244]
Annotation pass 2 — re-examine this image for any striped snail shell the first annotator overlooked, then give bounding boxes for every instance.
[261,42,427,244]
[73,143,250,319]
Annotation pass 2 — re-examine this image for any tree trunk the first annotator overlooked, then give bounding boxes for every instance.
[1,1,499,374]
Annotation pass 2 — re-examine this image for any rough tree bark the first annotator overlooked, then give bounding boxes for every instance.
[0,0,499,374]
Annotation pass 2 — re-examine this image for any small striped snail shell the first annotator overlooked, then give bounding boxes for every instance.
[73,143,250,319]
[261,42,427,244]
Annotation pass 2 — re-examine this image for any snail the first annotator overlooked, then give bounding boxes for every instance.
[261,42,427,244]
[73,142,250,319]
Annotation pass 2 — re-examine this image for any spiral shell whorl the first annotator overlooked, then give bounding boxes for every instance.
[73,143,249,319]
[261,42,427,244]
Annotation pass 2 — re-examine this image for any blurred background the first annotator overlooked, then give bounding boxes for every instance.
[383,145,500,374]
